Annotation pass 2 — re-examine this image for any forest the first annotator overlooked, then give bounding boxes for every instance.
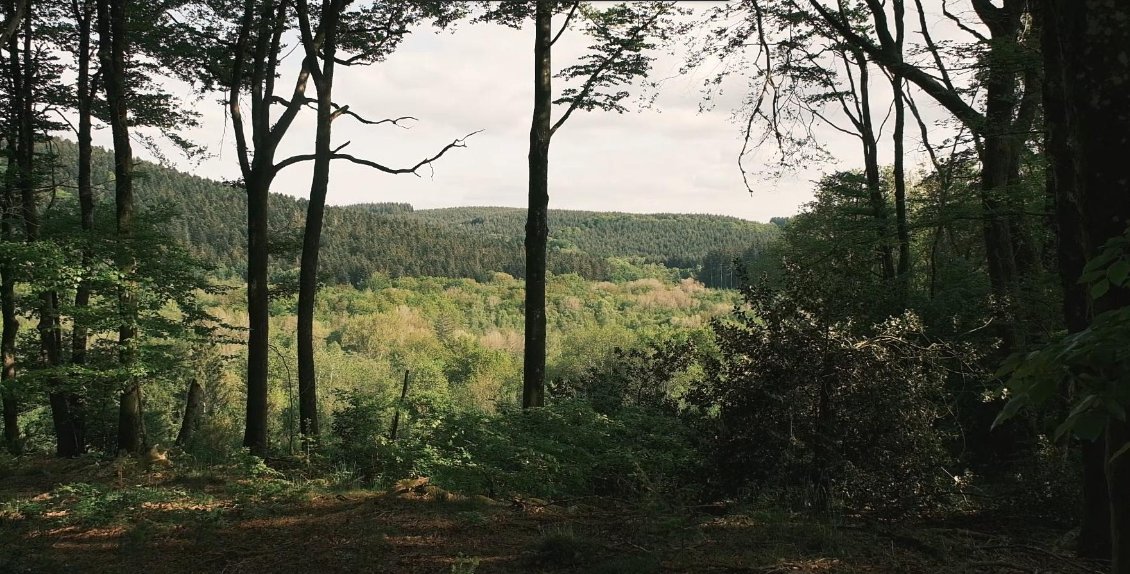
[1,1,1128,573]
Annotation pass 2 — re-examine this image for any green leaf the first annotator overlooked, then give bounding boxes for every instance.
[1092,279,1111,300]
[1082,249,1118,277]
[992,396,1027,429]
[1109,260,1130,287]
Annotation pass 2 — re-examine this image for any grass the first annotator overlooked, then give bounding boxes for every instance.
[0,455,1100,573]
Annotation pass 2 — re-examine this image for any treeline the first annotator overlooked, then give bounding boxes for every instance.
[48,140,778,286]
[396,206,780,270]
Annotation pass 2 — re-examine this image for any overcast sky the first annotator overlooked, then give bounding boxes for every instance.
[87,2,969,223]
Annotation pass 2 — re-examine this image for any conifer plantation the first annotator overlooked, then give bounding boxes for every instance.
[1,1,1128,572]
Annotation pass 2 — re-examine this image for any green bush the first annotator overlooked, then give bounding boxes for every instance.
[328,391,702,500]
[690,285,956,515]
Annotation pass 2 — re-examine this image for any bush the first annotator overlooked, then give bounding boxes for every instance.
[328,391,702,501]
[689,286,956,515]
[548,338,696,415]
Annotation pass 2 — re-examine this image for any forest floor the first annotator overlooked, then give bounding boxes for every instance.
[0,456,1103,574]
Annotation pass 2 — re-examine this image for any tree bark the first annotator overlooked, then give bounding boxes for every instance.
[97,0,143,454]
[1,160,18,454]
[244,172,271,456]
[175,378,204,447]
[522,0,552,408]
[72,0,96,370]
[1042,0,1130,565]
[295,0,342,442]
[889,0,910,282]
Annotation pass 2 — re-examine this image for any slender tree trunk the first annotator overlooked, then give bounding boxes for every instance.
[296,0,340,442]
[1042,0,1130,565]
[854,51,895,281]
[2,3,21,455]
[1,169,18,454]
[98,0,142,454]
[9,10,83,457]
[889,0,910,283]
[522,0,552,408]
[72,0,95,369]
[175,378,204,447]
[811,348,835,512]
[232,0,304,459]
[891,72,910,280]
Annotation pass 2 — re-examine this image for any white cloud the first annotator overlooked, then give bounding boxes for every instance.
[98,2,976,224]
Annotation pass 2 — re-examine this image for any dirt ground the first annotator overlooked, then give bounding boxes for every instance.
[0,457,1104,573]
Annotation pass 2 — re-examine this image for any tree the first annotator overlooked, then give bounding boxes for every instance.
[2,0,86,457]
[290,0,472,443]
[996,1,1130,568]
[195,0,313,457]
[483,0,679,407]
[0,2,25,455]
[806,0,1042,349]
[96,0,145,454]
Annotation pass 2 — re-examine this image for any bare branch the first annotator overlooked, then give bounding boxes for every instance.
[914,0,957,94]
[737,0,779,193]
[942,0,989,43]
[808,0,986,133]
[332,106,415,128]
[273,130,483,176]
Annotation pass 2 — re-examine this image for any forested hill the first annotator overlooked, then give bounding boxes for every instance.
[50,139,779,285]
[395,206,774,269]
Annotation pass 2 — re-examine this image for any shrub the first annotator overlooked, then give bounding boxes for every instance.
[328,390,702,501]
[688,285,955,515]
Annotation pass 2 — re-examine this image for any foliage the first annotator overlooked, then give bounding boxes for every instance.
[46,141,778,285]
[689,284,956,515]
[996,229,1130,442]
[548,335,696,414]
[329,394,703,501]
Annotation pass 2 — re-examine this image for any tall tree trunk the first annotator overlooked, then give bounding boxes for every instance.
[230,0,303,459]
[522,0,552,408]
[1042,0,1130,565]
[296,0,341,442]
[244,171,271,456]
[1,163,18,454]
[811,342,835,512]
[888,0,910,283]
[976,1,1037,353]
[72,0,95,369]
[891,72,910,280]
[98,0,142,454]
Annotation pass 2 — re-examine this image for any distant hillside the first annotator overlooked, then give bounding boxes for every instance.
[48,139,780,286]
[395,207,776,269]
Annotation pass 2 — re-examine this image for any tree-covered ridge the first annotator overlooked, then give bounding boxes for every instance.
[396,206,779,269]
[48,139,778,286]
